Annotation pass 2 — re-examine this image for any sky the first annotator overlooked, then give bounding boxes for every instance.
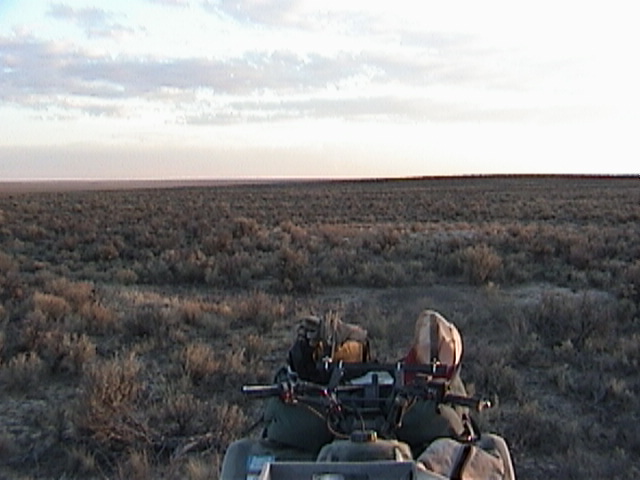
[1,0,638,180]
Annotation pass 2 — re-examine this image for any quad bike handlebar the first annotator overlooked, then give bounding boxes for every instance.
[242,361,492,412]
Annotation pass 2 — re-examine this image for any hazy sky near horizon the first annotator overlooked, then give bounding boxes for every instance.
[1,0,638,180]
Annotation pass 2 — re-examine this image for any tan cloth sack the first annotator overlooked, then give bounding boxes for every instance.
[418,437,505,480]
[412,310,463,369]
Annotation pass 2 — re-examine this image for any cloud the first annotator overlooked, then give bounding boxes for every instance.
[1,31,574,125]
[1,0,592,129]
[206,0,302,25]
[48,3,135,38]
[147,0,190,6]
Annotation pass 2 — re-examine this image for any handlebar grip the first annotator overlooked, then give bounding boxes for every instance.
[241,384,282,398]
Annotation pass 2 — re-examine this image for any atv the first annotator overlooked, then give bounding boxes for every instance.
[221,361,516,479]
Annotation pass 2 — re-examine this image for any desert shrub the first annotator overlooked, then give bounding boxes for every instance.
[433,248,465,278]
[613,333,640,372]
[230,291,286,333]
[85,242,120,262]
[79,301,119,334]
[14,309,49,354]
[502,252,534,284]
[32,291,72,321]
[356,259,409,287]
[0,250,18,274]
[160,392,204,436]
[352,303,411,357]
[140,257,174,284]
[218,346,249,378]
[183,454,221,480]
[556,446,636,480]
[209,400,248,451]
[316,248,359,285]
[526,290,615,351]
[28,330,96,375]
[460,243,503,285]
[202,229,234,255]
[463,343,524,402]
[116,449,151,480]
[181,342,220,385]
[232,216,260,239]
[64,445,99,477]
[0,351,45,392]
[621,259,640,306]
[244,333,269,364]
[277,246,315,293]
[280,219,309,246]
[200,312,230,338]
[568,238,594,270]
[206,251,254,288]
[114,268,139,285]
[615,411,640,457]
[601,377,636,410]
[61,333,97,374]
[172,249,208,284]
[47,278,94,310]
[503,401,578,455]
[177,299,206,327]
[74,353,151,451]
[360,226,401,255]
[124,304,179,342]
[317,224,352,248]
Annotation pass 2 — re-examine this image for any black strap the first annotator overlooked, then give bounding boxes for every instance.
[450,444,473,480]
[430,315,440,363]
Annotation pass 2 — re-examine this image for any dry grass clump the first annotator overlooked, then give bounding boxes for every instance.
[177,333,267,395]
[32,291,72,321]
[61,333,97,374]
[123,304,179,342]
[39,331,97,375]
[15,310,97,375]
[79,301,119,334]
[460,243,503,285]
[230,290,287,333]
[181,342,220,385]
[115,449,152,480]
[74,353,152,451]
[0,351,45,392]
[463,343,524,403]
[0,250,18,272]
[502,401,578,456]
[277,246,314,293]
[205,251,255,288]
[182,454,222,480]
[621,259,640,305]
[160,391,204,436]
[47,277,95,310]
[525,290,615,351]
[244,333,270,364]
[63,445,100,477]
[178,299,207,327]
[209,400,249,452]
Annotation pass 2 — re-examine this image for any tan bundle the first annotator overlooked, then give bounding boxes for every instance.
[409,310,463,378]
